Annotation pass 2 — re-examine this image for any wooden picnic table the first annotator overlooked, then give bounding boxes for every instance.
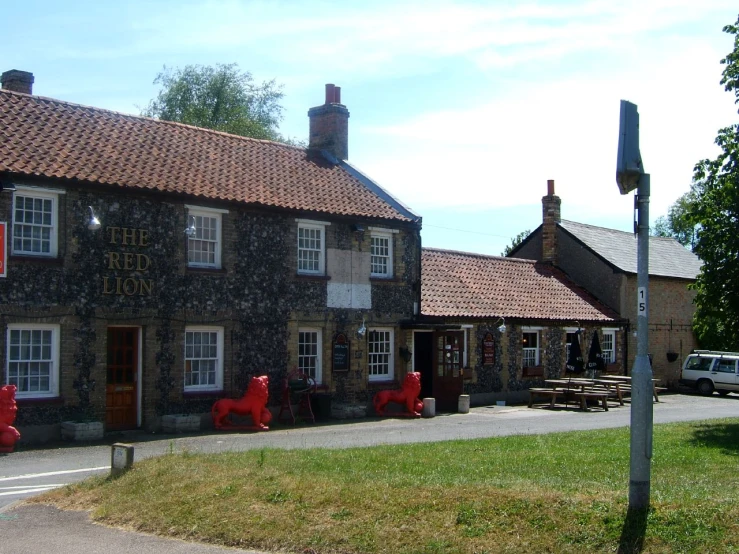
[597,376,665,402]
[593,379,626,406]
[530,379,609,411]
[544,378,594,390]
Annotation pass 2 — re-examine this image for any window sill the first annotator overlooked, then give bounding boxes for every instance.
[370,276,399,283]
[368,379,398,390]
[295,273,331,281]
[10,255,63,265]
[186,266,227,275]
[183,389,225,398]
[522,366,544,378]
[16,396,65,406]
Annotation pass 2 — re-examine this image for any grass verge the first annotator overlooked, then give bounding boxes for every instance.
[33,418,739,553]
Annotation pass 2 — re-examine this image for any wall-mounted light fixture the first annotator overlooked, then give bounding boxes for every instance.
[351,224,365,233]
[0,178,16,193]
[574,321,582,334]
[87,206,101,231]
[494,317,506,333]
[357,318,367,340]
[184,215,196,237]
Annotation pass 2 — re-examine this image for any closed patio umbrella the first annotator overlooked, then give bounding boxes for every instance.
[565,332,584,375]
[586,330,606,377]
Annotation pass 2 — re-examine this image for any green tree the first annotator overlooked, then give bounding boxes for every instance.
[502,229,531,257]
[689,15,739,350]
[142,63,303,144]
[652,190,698,249]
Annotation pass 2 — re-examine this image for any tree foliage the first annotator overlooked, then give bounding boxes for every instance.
[142,63,302,144]
[502,229,531,257]
[689,15,739,350]
[652,190,698,250]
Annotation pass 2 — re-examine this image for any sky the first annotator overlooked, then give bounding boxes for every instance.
[5,1,738,256]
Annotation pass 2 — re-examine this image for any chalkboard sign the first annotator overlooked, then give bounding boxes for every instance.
[333,333,350,371]
[483,332,495,365]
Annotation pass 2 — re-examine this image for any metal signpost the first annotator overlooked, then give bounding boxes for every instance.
[616,100,653,510]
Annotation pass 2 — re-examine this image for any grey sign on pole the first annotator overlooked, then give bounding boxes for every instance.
[616,99,653,510]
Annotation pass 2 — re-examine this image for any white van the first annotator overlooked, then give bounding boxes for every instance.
[680,350,739,396]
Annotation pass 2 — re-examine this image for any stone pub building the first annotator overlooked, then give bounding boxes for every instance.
[0,71,422,441]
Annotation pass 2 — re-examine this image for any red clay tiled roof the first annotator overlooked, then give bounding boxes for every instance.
[421,248,619,321]
[0,90,413,222]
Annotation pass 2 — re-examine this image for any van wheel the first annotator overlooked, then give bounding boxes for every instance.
[697,380,714,396]
[718,390,730,396]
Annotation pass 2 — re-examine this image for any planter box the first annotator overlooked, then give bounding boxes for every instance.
[161,414,201,433]
[61,421,104,441]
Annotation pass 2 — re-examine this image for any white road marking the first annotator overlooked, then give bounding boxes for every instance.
[0,486,63,496]
[0,466,108,482]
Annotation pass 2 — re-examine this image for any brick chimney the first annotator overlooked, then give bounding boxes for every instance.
[308,83,350,160]
[542,179,561,264]
[1,70,34,95]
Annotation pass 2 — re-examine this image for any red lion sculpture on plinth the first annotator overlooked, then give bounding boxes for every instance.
[212,375,272,431]
[373,372,424,417]
[0,385,21,453]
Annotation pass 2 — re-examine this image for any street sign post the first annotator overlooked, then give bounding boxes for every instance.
[616,100,653,511]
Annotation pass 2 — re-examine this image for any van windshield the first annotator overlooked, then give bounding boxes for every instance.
[685,357,713,371]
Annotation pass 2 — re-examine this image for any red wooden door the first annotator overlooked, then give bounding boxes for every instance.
[106,327,138,430]
[432,331,465,412]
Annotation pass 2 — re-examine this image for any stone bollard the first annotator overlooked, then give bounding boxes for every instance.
[111,443,134,477]
[422,397,436,418]
[458,394,470,414]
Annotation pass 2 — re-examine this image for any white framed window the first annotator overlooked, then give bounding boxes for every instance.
[368,328,394,381]
[298,328,322,384]
[186,206,226,269]
[370,230,394,278]
[522,327,541,368]
[6,324,60,398]
[296,220,328,275]
[184,327,224,391]
[12,187,63,257]
[602,329,617,364]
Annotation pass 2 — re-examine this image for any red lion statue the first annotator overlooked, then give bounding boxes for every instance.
[373,372,424,417]
[212,375,272,431]
[0,385,21,453]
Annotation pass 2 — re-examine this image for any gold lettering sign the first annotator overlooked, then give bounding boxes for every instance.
[102,227,154,296]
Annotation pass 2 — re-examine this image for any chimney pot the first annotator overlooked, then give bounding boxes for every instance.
[334,86,341,104]
[1,69,34,95]
[547,179,555,196]
[325,83,336,104]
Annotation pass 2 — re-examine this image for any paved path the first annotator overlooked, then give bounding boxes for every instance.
[1,392,738,553]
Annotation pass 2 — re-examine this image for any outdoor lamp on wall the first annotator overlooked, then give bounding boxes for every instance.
[0,178,16,193]
[87,206,101,231]
[357,318,367,340]
[495,317,506,333]
[184,215,196,237]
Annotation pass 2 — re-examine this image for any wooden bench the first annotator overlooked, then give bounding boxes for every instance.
[574,391,610,411]
[528,388,566,408]
[591,384,625,406]
[653,386,667,402]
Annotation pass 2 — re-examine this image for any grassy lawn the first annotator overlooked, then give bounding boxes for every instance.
[34,419,739,553]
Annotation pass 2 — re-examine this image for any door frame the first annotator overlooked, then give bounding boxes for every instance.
[412,327,468,411]
[106,325,143,428]
[412,330,434,400]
